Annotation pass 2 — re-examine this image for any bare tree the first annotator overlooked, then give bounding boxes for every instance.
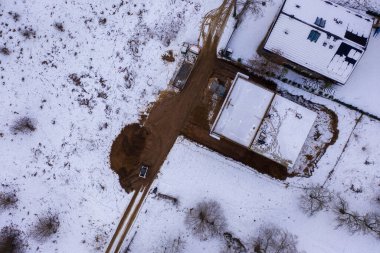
[333,196,380,238]
[362,213,380,238]
[31,212,60,242]
[222,232,247,253]
[250,224,303,253]
[10,117,36,135]
[333,196,365,234]
[0,225,27,253]
[185,200,226,240]
[299,184,333,216]
[0,192,18,210]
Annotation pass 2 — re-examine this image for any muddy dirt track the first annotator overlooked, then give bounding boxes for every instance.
[110,0,237,193]
[106,2,235,252]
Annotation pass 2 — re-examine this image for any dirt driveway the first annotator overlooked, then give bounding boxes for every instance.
[110,0,235,193]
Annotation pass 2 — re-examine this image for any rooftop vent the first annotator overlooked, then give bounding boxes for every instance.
[315,17,326,28]
[307,30,321,42]
[295,4,300,8]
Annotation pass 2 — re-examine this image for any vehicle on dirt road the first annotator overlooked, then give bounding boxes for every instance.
[139,165,149,178]
[172,42,201,91]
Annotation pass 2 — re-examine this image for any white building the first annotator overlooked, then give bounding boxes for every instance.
[264,0,373,84]
[211,73,317,169]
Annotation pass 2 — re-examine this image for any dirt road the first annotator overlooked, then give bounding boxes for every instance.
[106,1,235,252]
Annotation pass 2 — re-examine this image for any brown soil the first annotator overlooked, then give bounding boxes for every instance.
[109,124,150,190]
[161,50,175,62]
[110,0,234,193]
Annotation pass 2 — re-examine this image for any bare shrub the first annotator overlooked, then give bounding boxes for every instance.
[0,47,11,56]
[331,0,375,12]
[0,225,27,253]
[0,192,18,209]
[251,224,303,253]
[68,73,82,86]
[98,18,107,25]
[299,184,333,216]
[161,50,175,62]
[159,235,186,253]
[247,54,282,77]
[375,194,380,207]
[31,212,60,242]
[185,200,226,240]
[235,0,274,20]
[93,232,108,251]
[222,232,247,253]
[20,27,36,39]
[120,68,135,89]
[54,22,65,32]
[8,12,21,22]
[10,117,36,135]
[154,11,184,47]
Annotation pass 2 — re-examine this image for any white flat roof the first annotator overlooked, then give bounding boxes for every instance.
[212,75,274,147]
[251,95,317,168]
[264,0,373,83]
[283,0,372,45]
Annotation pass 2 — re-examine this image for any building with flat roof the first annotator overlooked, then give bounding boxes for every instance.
[264,0,373,84]
[211,73,317,169]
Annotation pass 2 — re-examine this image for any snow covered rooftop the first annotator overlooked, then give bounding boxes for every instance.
[211,73,316,169]
[264,0,373,84]
[211,73,274,147]
[251,95,317,168]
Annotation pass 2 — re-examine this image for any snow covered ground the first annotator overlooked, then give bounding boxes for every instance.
[0,0,221,252]
[125,136,380,253]
[221,0,380,117]
[327,115,380,213]
[334,33,380,118]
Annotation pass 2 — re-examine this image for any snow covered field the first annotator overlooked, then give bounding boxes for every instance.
[327,115,380,213]
[126,136,380,253]
[0,0,221,252]
[1,0,379,252]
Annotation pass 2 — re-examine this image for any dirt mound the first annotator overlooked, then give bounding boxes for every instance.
[110,123,149,192]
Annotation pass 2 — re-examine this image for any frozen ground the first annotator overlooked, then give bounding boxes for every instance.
[221,0,380,117]
[126,136,380,253]
[0,0,221,252]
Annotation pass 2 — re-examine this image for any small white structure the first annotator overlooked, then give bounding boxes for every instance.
[264,0,373,84]
[211,73,317,169]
